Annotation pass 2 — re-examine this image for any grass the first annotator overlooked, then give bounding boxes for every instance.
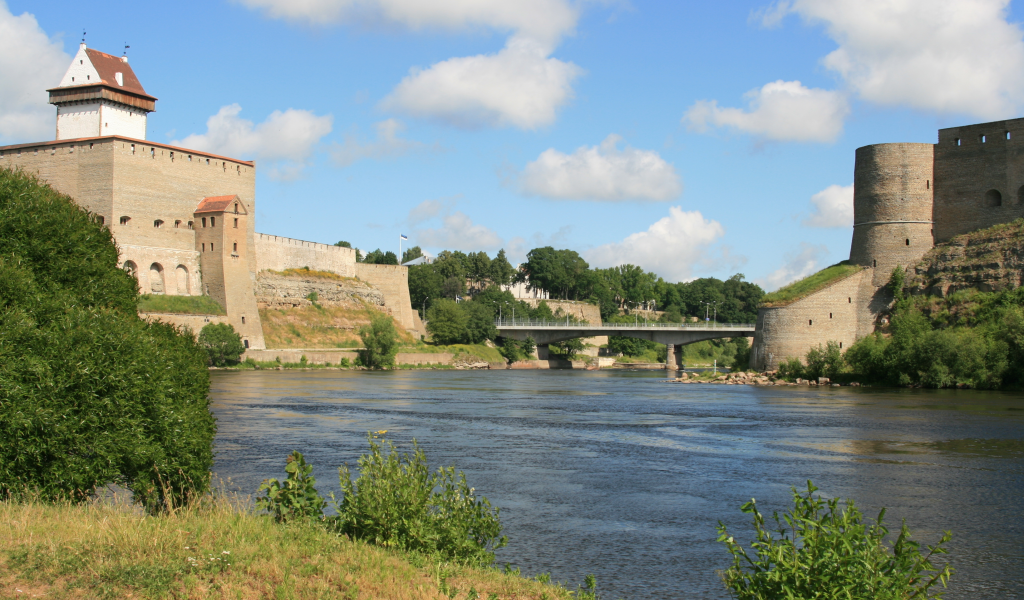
[760,261,865,307]
[268,267,362,283]
[400,342,505,364]
[0,497,579,600]
[138,294,226,315]
[260,303,415,349]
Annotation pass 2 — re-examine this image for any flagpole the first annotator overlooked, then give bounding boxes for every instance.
[399,234,402,265]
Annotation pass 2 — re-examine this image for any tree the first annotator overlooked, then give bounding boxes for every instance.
[358,314,400,369]
[467,251,492,287]
[490,249,515,287]
[198,322,246,366]
[426,299,468,345]
[402,245,423,264]
[408,263,442,316]
[441,275,465,300]
[0,167,214,511]
[334,240,352,248]
[463,302,497,343]
[362,249,399,265]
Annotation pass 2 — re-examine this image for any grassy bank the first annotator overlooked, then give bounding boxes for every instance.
[760,261,864,307]
[138,294,226,315]
[0,498,579,600]
[259,304,415,349]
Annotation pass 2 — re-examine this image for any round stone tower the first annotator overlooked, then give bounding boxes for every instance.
[849,143,935,286]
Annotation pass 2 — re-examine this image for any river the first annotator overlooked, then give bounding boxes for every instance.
[210,369,1024,599]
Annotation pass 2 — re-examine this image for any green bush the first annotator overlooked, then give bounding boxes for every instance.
[498,336,536,362]
[718,481,953,600]
[358,314,400,369]
[331,433,506,566]
[0,167,214,511]
[426,299,469,345]
[257,451,327,523]
[198,322,246,366]
[804,340,844,379]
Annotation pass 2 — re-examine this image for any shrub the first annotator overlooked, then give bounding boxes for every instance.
[331,433,506,566]
[776,357,805,380]
[426,299,468,345]
[257,451,327,523]
[804,340,844,379]
[0,167,214,511]
[718,481,953,600]
[358,313,400,369]
[198,322,246,366]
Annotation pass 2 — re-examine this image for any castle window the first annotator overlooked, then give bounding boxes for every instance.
[237,165,241,175]
[839,342,843,349]
[187,221,193,229]
[119,216,131,225]
[170,151,174,162]
[926,180,930,189]
[981,134,987,143]
[211,217,216,227]
[174,220,182,228]
[829,313,833,319]
[131,144,135,155]
[244,340,249,349]
[242,316,246,324]
[234,203,238,214]
[202,217,207,228]
[956,138,961,146]
[906,239,910,245]
[809,320,813,326]
[87,75,90,80]
[150,148,155,158]
[89,143,93,149]
[71,77,74,82]
[211,243,214,251]
[233,242,238,252]
[206,158,210,165]
[222,162,226,172]
[848,297,852,303]
[123,261,137,277]
[1008,131,1012,140]
[188,155,192,162]
[873,260,877,267]
[202,243,205,252]
[233,218,238,228]
[80,60,82,65]
[986,189,1003,207]
[153,219,164,228]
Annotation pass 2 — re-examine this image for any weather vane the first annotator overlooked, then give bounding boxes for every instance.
[124,43,130,56]
[81,29,86,44]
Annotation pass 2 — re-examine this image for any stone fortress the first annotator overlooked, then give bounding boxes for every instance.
[0,44,417,349]
[752,119,1024,370]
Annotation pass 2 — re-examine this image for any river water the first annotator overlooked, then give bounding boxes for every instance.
[210,370,1024,599]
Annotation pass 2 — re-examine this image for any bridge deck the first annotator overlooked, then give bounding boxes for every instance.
[494,320,756,345]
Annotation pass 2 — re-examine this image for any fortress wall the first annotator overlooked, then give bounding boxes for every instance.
[849,143,935,286]
[122,245,201,296]
[934,118,1024,242]
[355,263,417,333]
[750,269,877,371]
[254,234,357,277]
[0,138,115,219]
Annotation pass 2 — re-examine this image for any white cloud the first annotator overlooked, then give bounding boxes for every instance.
[584,207,730,282]
[416,211,503,250]
[763,0,1024,119]
[173,104,332,179]
[756,242,828,291]
[684,80,849,143]
[803,183,853,228]
[0,2,69,143]
[518,135,682,201]
[381,36,581,130]
[237,0,578,46]
[332,118,432,167]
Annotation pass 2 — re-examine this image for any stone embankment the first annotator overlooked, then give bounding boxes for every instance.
[255,271,385,309]
[668,371,859,387]
[908,219,1024,296]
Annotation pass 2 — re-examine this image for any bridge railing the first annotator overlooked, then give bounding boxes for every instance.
[494,319,755,329]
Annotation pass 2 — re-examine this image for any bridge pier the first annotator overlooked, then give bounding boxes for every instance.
[665,343,682,370]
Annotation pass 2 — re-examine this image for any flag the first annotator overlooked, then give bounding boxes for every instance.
[400,234,408,240]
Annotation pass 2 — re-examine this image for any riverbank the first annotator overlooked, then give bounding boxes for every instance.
[0,498,583,600]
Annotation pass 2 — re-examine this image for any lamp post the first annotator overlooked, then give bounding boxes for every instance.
[422,296,429,319]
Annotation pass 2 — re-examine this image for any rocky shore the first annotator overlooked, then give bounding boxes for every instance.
[668,371,861,387]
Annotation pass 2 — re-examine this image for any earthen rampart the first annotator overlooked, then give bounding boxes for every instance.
[255,271,385,309]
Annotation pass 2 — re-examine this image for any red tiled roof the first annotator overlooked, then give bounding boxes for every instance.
[82,49,152,99]
[195,195,238,214]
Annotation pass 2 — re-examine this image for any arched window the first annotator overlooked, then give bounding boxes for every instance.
[187,221,194,230]
[234,203,238,214]
[153,219,164,228]
[123,261,137,277]
[174,220,182,228]
[175,265,190,295]
[119,216,131,225]
[201,217,207,228]
[149,263,165,295]
[986,189,1003,207]
[211,217,216,227]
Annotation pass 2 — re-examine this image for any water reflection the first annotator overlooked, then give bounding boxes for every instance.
[210,370,1024,600]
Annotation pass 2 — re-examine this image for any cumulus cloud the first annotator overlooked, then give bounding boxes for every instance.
[803,183,853,228]
[237,0,578,46]
[756,242,828,291]
[381,36,581,130]
[584,207,731,282]
[332,118,434,167]
[518,135,682,201]
[760,0,1024,119]
[173,104,332,179]
[684,80,849,143]
[416,211,503,251]
[0,2,70,143]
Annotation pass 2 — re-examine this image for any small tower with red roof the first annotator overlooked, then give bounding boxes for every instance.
[48,43,157,140]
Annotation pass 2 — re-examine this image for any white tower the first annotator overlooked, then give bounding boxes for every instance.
[48,43,156,140]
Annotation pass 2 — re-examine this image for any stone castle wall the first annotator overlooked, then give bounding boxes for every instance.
[255,271,385,309]
[750,269,883,371]
[254,233,357,277]
[849,143,935,286]
[934,117,1024,242]
[355,263,417,333]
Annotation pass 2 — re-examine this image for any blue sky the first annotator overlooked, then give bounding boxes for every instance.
[4,0,1024,289]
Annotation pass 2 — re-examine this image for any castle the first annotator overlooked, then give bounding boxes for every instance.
[0,44,417,348]
[751,120,1024,370]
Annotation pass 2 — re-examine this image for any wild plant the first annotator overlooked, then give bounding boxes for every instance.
[256,451,327,523]
[717,480,953,600]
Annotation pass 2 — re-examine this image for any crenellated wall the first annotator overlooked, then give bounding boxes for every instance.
[254,233,357,277]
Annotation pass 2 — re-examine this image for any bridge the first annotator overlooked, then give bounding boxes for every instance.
[495,319,757,368]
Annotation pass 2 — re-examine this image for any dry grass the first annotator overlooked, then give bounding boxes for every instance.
[0,497,573,600]
[260,304,416,349]
[270,268,362,283]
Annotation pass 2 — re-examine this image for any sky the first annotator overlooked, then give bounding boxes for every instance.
[4,0,1024,290]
